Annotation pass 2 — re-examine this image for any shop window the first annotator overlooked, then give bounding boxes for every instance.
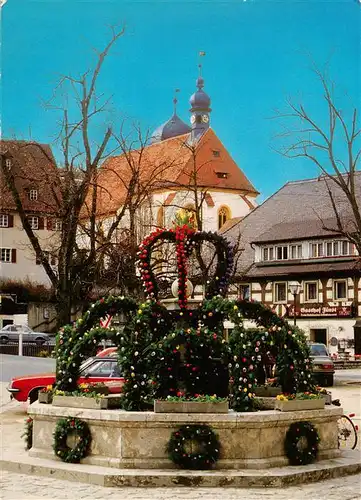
[333,279,347,300]
[305,281,318,302]
[274,282,287,303]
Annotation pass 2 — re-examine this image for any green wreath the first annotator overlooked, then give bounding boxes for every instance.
[284,421,320,465]
[53,417,91,463]
[166,424,220,469]
[21,417,33,451]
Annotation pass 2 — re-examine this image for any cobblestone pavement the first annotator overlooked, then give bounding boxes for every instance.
[0,470,361,500]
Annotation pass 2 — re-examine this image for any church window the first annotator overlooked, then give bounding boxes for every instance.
[218,206,231,229]
[157,206,165,228]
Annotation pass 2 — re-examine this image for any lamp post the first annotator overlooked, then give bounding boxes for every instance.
[288,281,301,326]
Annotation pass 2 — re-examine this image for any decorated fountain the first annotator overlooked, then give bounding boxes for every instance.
[24,223,358,487]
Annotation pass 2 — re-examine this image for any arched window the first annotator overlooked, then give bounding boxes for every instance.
[157,206,165,228]
[218,206,231,229]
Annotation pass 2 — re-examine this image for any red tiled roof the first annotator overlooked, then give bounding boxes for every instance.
[90,129,258,217]
[0,140,60,215]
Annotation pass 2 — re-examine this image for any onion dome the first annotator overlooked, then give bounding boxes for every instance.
[189,76,211,111]
[150,97,191,144]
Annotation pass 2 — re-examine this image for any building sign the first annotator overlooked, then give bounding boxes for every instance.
[287,305,354,318]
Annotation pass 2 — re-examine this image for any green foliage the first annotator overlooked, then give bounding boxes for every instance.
[0,279,55,303]
[284,421,320,465]
[55,295,137,391]
[166,424,220,469]
[21,417,33,450]
[53,417,91,463]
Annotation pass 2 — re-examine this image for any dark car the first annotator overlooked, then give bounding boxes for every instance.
[309,342,335,386]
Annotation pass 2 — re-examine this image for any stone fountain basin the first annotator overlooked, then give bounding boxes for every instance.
[28,403,342,470]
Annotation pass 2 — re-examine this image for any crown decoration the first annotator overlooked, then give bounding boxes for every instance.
[137,225,234,309]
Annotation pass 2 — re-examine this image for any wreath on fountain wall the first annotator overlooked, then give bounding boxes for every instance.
[166,424,221,469]
[284,421,320,465]
[53,417,91,463]
[54,225,316,412]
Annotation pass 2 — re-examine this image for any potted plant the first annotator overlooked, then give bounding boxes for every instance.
[38,385,53,404]
[154,393,229,413]
[275,392,325,412]
[52,384,109,409]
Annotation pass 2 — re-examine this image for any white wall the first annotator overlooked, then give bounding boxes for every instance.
[0,213,59,286]
[151,189,255,231]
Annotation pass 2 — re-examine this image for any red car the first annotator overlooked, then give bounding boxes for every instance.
[7,347,124,403]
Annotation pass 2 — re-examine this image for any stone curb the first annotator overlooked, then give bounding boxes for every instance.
[1,450,361,488]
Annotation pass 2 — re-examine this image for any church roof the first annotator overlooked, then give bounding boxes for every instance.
[150,113,191,144]
[88,128,259,217]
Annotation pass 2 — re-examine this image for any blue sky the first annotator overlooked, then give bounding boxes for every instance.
[1,0,360,200]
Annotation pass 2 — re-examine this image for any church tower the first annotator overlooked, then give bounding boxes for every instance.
[189,72,211,141]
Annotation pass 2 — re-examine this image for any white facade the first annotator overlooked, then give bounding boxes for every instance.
[0,212,59,285]
[151,189,256,231]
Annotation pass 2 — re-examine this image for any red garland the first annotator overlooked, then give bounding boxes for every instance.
[138,225,195,309]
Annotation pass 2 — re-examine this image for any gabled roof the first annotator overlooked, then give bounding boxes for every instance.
[91,129,258,217]
[0,140,60,214]
[253,217,340,244]
[224,173,361,275]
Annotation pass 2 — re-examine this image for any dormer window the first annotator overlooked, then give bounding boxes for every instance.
[29,189,38,201]
[216,172,228,179]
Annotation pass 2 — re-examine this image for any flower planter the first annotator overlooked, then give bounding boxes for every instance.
[38,392,53,404]
[85,385,110,396]
[154,400,229,413]
[52,395,108,410]
[321,393,332,405]
[275,398,325,412]
[254,386,282,398]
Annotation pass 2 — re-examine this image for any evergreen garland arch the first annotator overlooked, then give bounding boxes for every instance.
[55,296,138,391]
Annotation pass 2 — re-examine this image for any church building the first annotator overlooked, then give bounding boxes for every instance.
[93,72,259,234]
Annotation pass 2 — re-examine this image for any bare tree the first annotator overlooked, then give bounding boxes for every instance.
[274,66,361,253]
[0,27,177,327]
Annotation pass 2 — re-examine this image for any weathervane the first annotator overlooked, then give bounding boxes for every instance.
[198,51,206,76]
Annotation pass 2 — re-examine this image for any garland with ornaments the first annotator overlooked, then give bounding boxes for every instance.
[54,225,315,413]
[55,296,137,391]
[53,417,91,463]
[166,424,220,469]
[284,421,320,465]
[137,226,234,307]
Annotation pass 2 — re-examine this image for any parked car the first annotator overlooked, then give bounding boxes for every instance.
[7,347,122,403]
[0,324,50,345]
[309,342,335,386]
